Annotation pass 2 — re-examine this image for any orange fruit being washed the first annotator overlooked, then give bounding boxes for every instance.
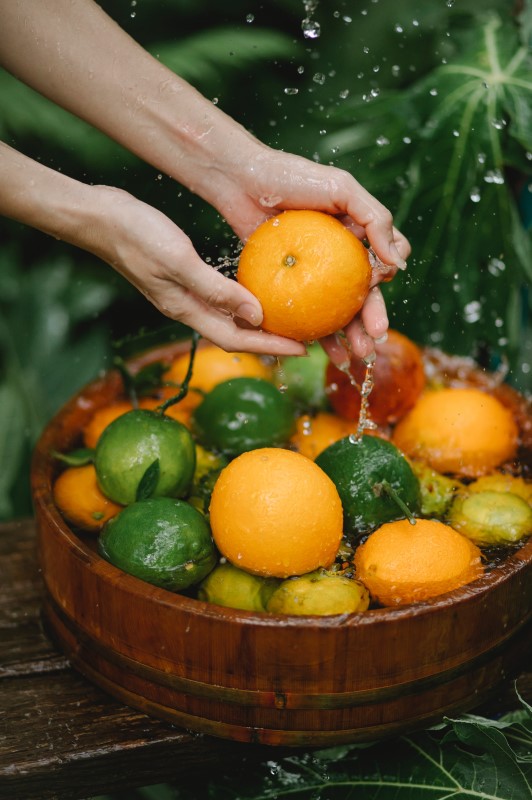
[209,448,343,578]
[290,412,359,460]
[392,387,518,478]
[162,343,273,415]
[236,210,372,341]
[354,518,483,606]
[326,329,426,425]
[53,464,122,532]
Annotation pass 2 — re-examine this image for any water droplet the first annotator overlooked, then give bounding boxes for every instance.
[402,136,412,144]
[343,15,353,23]
[363,46,370,54]
[484,169,505,185]
[391,64,401,76]
[284,87,299,95]
[319,129,327,135]
[212,97,219,105]
[470,188,481,202]
[488,257,505,276]
[339,89,350,99]
[369,87,380,98]
[394,24,404,33]
[246,13,255,22]
[452,129,460,137]
[302,18,321,39]
[463,300,482,323]
[477,152,486,164]
[297,65,305,74]
[429,88,438,96]
[376,135,389,146]
[313,72,326,84]
[491,118,506,130]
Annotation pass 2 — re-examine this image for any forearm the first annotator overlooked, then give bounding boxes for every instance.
[0,142,102,247]
[0,0,259,198]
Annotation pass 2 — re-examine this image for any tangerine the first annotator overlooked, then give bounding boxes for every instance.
[392,387,519,478]
[354,518,483,606]
[326,329,426,425]
[163,343,273,416]
[53,464,122,532]
[290,412,358,460]
[236,210,372,341]
[209,448,343,578]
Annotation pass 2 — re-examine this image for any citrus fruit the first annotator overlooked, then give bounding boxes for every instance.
[82,397,189,448]
[410,460,459,518]
[53,464,122,532]
[448,491,532,546]
[466,473,532,504]
[99,497,216,591]
[290,412,358,460]
[192,377,295,457]
[266,571,370,616]
[188,444,228,515]
[315,434,421,536]
[392,387,519,478]
[94,408,196,505]
[354,518,484,606]
[274,342,329,410]
[209,448,343,578]
[197,563,280,612]
[325,329,426,425]
[163,343,273,416]
[236,210,372,341]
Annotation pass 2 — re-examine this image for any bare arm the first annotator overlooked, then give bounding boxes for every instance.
[0,0,410,358]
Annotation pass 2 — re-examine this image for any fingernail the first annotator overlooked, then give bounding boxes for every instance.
[390,243,407,271]
[374,332,388,344]
[236,302,262,325]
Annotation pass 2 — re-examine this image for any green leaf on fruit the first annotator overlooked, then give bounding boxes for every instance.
[136,459,160,501]
[51,448,94,467]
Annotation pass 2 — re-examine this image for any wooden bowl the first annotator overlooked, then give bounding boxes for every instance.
[31,342,532,746]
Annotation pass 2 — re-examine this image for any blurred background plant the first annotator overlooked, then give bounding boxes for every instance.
[1,0,530,521]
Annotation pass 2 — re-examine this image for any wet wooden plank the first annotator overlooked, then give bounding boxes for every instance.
[0,520,247,800]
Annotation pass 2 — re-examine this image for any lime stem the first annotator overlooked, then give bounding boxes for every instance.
[158,331,201,414]
[374,480,417,525]
[113,355,139,408]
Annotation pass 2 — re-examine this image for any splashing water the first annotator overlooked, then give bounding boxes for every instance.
[302,0,321,38]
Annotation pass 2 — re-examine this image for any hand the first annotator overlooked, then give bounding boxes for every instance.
[89,186,307,356]
[200,145,411,362]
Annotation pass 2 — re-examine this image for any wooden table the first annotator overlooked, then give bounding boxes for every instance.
[1,519,531,800]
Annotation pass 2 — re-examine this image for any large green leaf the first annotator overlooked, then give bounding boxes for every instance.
[321,12,532,366]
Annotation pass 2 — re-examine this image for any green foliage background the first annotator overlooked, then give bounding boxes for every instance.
[1,0,531,520]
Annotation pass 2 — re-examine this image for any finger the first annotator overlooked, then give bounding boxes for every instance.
[181,256,265,327]
[155,282,307,356]
[320,333,351,368]
[360,286,389,341]
[343,317,376,361]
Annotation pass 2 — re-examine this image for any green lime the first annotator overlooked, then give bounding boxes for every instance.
[315,435,421,536]
[192,377,295,457]
[98,497,217,591]
[274,342,329,410]
[266,570,370,616]
[448,490,532,546]
[197,562,280,612]
[94,409,196,505]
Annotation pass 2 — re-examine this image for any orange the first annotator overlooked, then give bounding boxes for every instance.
[354,518,483,606]
[326,329,426,425]
[83,397,190,449]
[53,464,122,532]
[392,387,518,478]
[209,448,343,578]
[163,343,273,415]
[236,210,372,341]
[290,412,359,460]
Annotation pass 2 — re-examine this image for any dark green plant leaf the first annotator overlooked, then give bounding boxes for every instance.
[322,12,532,366]
[0,384,27,519]
[51,448,94,467]
[151,27,298,87]
[132,362,168,396]
[136,459,160,501]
